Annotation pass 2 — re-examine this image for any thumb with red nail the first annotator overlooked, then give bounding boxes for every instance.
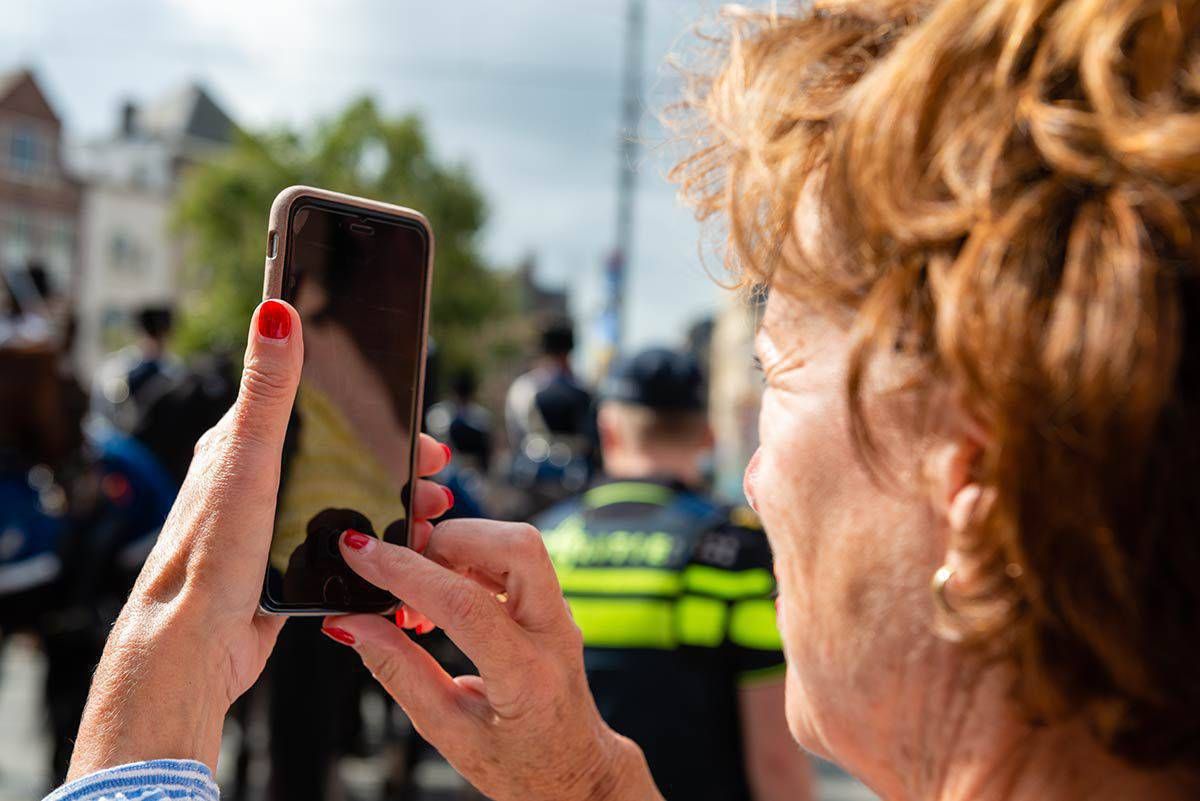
[66,299,304,778]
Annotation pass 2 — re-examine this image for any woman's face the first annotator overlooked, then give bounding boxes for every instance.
[745,290,949,772]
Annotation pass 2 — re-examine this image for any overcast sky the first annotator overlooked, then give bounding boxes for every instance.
[2,0,740,358]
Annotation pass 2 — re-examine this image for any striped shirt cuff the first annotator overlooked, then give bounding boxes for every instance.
[44,760,218,801]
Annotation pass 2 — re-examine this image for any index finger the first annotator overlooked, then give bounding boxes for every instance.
[422,519,569,634]
[339,535,537,689]
[417,434,451,477]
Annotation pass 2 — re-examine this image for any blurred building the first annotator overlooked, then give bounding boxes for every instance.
[708,293,764,501]
[479,253,574,410]
[0,68,82,302]
[72,83,235,374]
[516,253,569,321]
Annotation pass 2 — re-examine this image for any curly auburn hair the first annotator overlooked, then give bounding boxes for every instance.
[672,0,1200,772]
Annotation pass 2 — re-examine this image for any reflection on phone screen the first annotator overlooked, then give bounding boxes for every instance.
[263,202,428,612]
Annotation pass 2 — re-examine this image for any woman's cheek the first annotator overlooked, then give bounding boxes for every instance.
[752,392,793,548]
[754,389,824,633]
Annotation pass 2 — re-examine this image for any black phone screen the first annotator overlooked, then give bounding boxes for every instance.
[262,200,430,613]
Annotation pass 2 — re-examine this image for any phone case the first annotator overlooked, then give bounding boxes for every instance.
[259,185,436,615]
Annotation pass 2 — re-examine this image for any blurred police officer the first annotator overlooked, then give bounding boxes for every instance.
[90,306,182,433]
[533,347,813,801]
[506,318,597,516]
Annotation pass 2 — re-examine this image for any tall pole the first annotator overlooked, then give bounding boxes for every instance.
[598,0,644,374]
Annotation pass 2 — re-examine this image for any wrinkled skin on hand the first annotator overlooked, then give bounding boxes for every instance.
[326,520,663,801]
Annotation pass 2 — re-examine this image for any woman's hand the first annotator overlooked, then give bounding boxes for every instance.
[324,521,664,801]
[67,299,454,779]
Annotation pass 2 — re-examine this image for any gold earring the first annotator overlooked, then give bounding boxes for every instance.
[931,565,956,615]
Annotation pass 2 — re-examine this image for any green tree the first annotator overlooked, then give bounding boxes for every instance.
[173,97,515,383]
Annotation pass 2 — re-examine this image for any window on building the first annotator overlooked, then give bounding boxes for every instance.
[110,230,144,275]
[52,218,74,252]
[10,211,31,243]
[9,128,42,176]
[101,306,133,353]
[42,216,75,284]
[2,210,32,266]
[130,164,150,188]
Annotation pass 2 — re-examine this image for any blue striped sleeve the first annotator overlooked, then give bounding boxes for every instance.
[43,760,218,801]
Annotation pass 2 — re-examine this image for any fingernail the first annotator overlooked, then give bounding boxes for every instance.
[258,299,291,340]
[416,621,434,635]
[322,626,355,646]
[396,608,410,628]
[440,443,452,463]
[442,486,455,508]
[343,529,375,552]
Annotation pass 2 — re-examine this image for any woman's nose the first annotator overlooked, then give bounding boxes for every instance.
[743,448,762,512]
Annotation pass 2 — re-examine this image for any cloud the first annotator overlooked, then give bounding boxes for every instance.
[2,0,729,351]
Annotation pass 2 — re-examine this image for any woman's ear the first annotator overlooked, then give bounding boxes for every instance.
[947,483,983,536]
[925,412,990,554]
[927,424,997,606]
[926,434,982,524]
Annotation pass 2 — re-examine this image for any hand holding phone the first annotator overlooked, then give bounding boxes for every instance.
[67,297,456,778]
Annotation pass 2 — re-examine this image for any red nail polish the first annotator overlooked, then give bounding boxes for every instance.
[322,626,355,646]
[396,608,410,628]
[440,443,452,463]
[416,621,434,635]
[343,529,374,551]
[442,486,455,507]
[258,299,291,340]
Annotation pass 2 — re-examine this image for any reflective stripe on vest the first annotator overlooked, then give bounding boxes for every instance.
[582,481,675,509]
[567,595,778,650]
[682,565,774,599]
[556,565,774,599]
[728,599,782,650]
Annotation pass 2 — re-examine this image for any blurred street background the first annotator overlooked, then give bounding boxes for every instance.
[0,2,875,799]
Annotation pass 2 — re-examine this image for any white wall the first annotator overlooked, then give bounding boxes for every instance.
[75,182,175,376]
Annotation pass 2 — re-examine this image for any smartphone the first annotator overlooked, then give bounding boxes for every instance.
[259,186,434,615]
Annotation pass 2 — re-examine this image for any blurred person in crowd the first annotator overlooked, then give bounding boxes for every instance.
[40,414,177,786]
[0,263,80,487]
[0,263,59,346]
[0,263,192,790]
[0,346,77,631]
[0,340,79,785]
[126,349,237,487]
[426,367,492,527]
[0,327,175,786]
[0,263,86,448]
[427,368,493,474]
[90,306,182,433]
[534,347,812,801]
[3,279,224,786]
[505,317,597,515]
[48,3,1200,801]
